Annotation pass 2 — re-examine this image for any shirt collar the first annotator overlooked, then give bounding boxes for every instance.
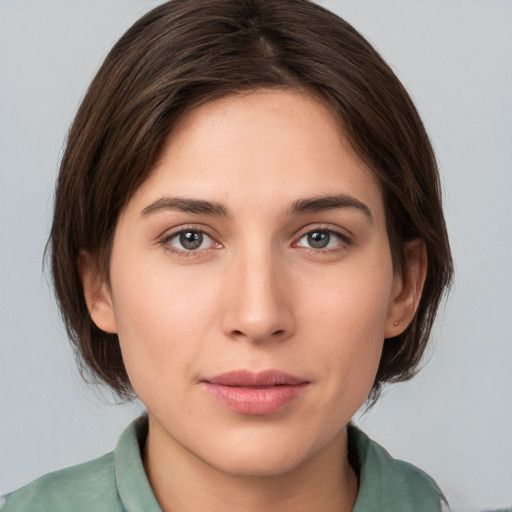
[349,424,442,512]
[115,416,162,512]
[113,417,441,512]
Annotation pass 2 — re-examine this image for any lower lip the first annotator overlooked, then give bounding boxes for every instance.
[203,383,307,415]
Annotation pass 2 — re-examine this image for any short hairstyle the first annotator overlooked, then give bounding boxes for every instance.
[48,0,453,402]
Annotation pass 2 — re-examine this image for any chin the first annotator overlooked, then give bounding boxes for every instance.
[210,446,309,478]
[197,425,335,478]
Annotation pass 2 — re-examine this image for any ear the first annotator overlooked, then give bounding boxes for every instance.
[78,251,117,334]
[385,239,427,338]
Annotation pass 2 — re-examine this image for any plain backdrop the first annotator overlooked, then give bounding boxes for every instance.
[1,1,511,510]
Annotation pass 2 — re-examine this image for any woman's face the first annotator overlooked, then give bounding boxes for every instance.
[92,90,406,476]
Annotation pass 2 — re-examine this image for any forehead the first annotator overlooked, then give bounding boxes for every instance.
[127,89,384,223]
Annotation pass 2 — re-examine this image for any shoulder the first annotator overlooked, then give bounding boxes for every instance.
[2,416,158,512]
[349,425,444,511]
[2,452,123,512]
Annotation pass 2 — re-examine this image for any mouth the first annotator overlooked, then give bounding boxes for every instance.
[201,369,309,415]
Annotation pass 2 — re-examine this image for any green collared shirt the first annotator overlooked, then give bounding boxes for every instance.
[3,417,443,511]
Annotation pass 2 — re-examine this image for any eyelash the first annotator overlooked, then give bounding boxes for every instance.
[293,226,353,255]
[159,225,352,257]
[160,226,221,257]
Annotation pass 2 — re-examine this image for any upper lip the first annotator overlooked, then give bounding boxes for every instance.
[203,369,308,387]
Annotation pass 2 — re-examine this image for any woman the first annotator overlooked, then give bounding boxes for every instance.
[2,0,454,510]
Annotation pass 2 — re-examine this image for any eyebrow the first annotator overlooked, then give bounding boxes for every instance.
[288,194,373,222]
[140,193,373,221]
[140,197,229,217]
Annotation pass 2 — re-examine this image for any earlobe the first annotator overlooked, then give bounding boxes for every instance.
[385,239,427,338]
[78,252,117,334]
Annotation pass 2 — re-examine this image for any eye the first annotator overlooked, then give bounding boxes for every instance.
[295,229,349,251]
[164,229,218,252]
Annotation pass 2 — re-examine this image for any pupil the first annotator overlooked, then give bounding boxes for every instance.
[308,231,329,249]
[180,231,202,250]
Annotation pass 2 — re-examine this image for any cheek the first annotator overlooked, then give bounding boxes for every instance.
[110,257,224,389]
[304,285,387,386]
[297,251,394,342]
[294,254,393,396]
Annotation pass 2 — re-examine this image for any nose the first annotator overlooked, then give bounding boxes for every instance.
[221,246,296,344]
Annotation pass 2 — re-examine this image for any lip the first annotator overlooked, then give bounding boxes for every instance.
[202,369,309,415]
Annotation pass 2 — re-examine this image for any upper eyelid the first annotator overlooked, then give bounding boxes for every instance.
[158,223,353,247]
[294,224,353,241]
[160,224,218,241]
[159,226,221,254]
[292,227,354,254]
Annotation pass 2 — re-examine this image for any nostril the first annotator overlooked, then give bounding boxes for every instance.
[230,328,287,341]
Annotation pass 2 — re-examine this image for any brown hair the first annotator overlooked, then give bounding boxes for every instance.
[48,0,453,401]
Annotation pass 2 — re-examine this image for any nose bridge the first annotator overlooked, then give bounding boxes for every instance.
[221,238,294,343]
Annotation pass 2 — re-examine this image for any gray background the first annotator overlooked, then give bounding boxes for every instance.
[1,1,511,510]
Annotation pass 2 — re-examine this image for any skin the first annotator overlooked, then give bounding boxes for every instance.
[82,89,426,512]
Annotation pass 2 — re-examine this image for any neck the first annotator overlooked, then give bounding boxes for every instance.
[143,415,358,512]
